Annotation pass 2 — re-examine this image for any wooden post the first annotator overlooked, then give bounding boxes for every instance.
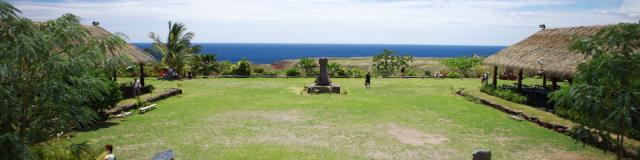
[542,74,547,88]
[517,68,523,91]
[552,78,558,91]
[567,78,573,85]
[492,66,498,88]
[139,63,145,86]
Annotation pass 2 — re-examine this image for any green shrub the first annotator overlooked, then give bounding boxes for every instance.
[424,70,432,76]
[216,60,233,74]
[253,67,265,74]
[350,68,363,78]
[480,85,527,104]
[262,70,278,76]
[405,69,417,76]
[442,55,484,78]
[447,72,462,78]
[286,68,301,77]
[30,139,96,160]
[336,68,350,77]
[230,58,252,76]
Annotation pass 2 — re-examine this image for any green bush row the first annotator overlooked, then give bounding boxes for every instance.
[480,85,527,104]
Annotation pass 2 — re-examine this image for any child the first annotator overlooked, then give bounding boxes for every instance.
[104,144,115,160]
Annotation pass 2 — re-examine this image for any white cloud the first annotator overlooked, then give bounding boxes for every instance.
[620,0,640,17]
[8,0,640,45]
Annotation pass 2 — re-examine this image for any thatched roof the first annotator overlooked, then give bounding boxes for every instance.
[484,25,609,79]
[83,25,155,63]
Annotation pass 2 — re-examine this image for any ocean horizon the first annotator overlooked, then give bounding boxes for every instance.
[134,43,506,64]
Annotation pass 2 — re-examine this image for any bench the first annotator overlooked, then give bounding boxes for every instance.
[112,111,132,118]
[138,104,157,114]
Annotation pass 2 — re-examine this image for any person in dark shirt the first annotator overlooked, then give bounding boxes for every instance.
[365,71,371,88]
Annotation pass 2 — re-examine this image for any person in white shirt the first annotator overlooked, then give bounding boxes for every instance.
[133,78,142,97]
[104,144,115,160]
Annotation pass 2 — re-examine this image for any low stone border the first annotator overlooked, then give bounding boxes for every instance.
[475,97,569,133]
[107,88,183,115]
[457,92,638,157]
[456,91,569,133]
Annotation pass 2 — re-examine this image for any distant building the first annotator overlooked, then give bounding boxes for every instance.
[84,23,155,63]
[484,24,608,89]
[84,23,155,86]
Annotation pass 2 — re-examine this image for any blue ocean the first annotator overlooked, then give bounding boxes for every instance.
[133,43,505,64]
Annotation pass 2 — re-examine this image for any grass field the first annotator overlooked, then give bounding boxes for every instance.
[73,78,613,159]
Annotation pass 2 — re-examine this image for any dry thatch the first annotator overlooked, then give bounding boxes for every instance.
[484,25,609,79]
[83,25,155,63]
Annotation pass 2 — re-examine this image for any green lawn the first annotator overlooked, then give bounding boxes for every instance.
[73,78,613,159]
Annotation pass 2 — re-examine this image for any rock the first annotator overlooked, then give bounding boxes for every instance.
[472,149,491,160]
[508,115,524,121]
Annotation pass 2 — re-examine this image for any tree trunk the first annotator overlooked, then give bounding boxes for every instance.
[542,74,547,88]
[19,93,29,138]
[552,79,558,91]
[112,70,117,82]
[139,63,145,86]
[492,66,498,88]
[617,117,625,159]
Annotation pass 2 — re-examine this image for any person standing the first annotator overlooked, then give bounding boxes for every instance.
[133,78,142,97]
[482,71,489,86]
[167,67,174,80]
[365,71,371,88]
[104,144,115,160]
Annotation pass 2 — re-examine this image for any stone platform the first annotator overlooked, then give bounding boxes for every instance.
[307,84,340,94]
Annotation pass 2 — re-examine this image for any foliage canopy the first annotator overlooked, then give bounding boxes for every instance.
[551,23,640,158]
[0,1,125,158]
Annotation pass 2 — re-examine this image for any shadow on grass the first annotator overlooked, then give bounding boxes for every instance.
[77,121,120,132]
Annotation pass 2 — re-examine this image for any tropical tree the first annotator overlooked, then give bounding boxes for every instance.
[372,49,413,77]
[550,23,640,159]
[442,55,484,78]
[190,54,217,76]
[148,22,197,78]
[327,62,341,77]
[230,58,252,76]
[298,57,317,77]
[200,54,217,76]
[0,1,126,158]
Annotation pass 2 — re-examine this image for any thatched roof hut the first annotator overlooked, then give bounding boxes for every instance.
[484,25,609,79]
[83,24,155,63]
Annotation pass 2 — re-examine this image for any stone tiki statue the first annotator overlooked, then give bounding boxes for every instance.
[314,58,331,86]
[307,58,340,94]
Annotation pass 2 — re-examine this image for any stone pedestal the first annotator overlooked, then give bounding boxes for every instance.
[307,84,340,94]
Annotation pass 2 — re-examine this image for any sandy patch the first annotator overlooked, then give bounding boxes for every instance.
[386,123,448,145]
[288,87,306,95]
[209,109,310,123]
[437,118,453,124]
[549,151,587,160]
[261,110,305,122]
[494,136,520,143]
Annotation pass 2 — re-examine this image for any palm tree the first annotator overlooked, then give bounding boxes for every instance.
[148,22,197,79]
[298,57,317,78]
[190,54,217,76]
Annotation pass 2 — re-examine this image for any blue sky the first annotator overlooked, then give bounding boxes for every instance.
[9,0,640,45]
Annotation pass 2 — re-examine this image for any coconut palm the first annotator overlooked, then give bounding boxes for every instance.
[148,22,197,78]
[189,54,217,76]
